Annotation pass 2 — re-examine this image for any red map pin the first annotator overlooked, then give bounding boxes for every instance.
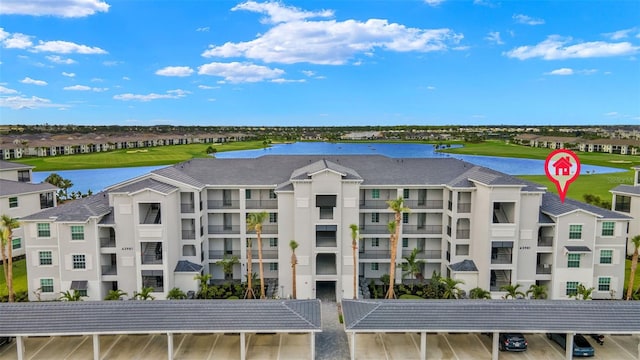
[544,149,581,203]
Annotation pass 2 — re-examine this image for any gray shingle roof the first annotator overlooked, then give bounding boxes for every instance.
[342,299,640,334]
[538,212,554,224]
[109,178,179,195]
[565,246,592,252]
[175,260,203,272]
[541,192,632,220]
[0,160,33,171]
[611,184,640,195]
[0,300,321,336]
[0,179,57,196]
[449,259,478,272]
[22,192,111,221]
[290,159,362,181]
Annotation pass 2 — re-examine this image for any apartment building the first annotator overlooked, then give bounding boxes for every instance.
[20,155,630,301]
[611,165,640,255]
[0,160,57,259]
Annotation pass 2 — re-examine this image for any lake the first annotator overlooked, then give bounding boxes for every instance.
[33,142,623,194]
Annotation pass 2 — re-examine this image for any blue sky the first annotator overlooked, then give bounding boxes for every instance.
[1,0,639,127]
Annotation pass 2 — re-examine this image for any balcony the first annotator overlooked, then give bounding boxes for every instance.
[457,202,471,213]
[182,229,196,239]
[404,200,443,210]
[536,264,552,274]
[208,225,240,234]
[101,265,117,275]
[100,237,116,248]
[359,225,391,234]
[359,250,391,259]
[538,236,553,247]
[246,199,278,209]
[209,250,241,259]
[359,200,391,209]
[491,253,512,265]
[247,225,278,234]
[180,203,195,213]
[250,250,278,259]
[142,254,163,265]
[456,229,470,239]
[401,249,441,259]
[403,225,442,235]
[208,200,240,209]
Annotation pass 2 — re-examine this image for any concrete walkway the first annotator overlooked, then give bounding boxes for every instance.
[315,301,350,360]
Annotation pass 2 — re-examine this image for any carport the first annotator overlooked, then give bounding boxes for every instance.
[0,299,321,360]
[342,299,640,360]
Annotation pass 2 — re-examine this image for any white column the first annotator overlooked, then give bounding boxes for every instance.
[16,336,24,360]
[92,334,100,360]
[350,332,356,360]
[565,333,574,360]
[310,332,315,360]
[240,332,246,360]
[492,332,499,360]
[420,332,427,360]
[167,332,174,360]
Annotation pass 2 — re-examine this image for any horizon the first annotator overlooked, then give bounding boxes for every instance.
[1,1,639,127]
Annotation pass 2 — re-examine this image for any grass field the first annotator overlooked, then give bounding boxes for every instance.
[0,259,28,297]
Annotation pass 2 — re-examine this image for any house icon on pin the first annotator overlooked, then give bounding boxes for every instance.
[552,156,572,176]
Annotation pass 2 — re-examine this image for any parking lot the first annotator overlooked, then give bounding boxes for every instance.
[0,332,638,359]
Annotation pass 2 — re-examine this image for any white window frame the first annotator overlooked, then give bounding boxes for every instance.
[72,254,86,270]
[9,197,18,208]
[70,225,85,241]
[599,249,613,264]
[568,224,582,240]
[371,213,380,223]
[269,263,278,271]
[567,253,581,268]
[597,277,611,292]
[371,263,379,271]
[39,250,53,266]
[40,278,54,293]
[269,238,278,247]
[37,223,51,238]
[601,222,615,237]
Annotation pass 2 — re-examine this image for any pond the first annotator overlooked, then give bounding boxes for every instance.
[33,142,623,195]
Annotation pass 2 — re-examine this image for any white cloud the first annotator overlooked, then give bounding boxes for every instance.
[513,14,545,26]
[203,4,463,65]
[231,1,334,24]
[46,55,76,64]
[20,77,47,86]
[62,72,76,77]
[113,89,190,102]
[302,70,315,77]
[198,62,285,83]
[546,68,573,75]
[2,32,33,49]
[198,85,217,89]
[427,85,436,90]
[604,111,618,117]
[504,35,640,60]
[473,0,497,7]
[271,78,305,83]
[424,0,445,6]
[0,95,66,109]
[0,85,19,94]
[603,28,636,40]
[103,60,122,66]
[196,27,210,32]
[122,76,130,80]
[63,84,108,91]
[155,66,194,77]
[0,0,110,18]
[33,40,107,54]
[485,31,504,45]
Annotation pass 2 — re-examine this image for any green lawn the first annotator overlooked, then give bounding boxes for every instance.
[626,259,640,293]
[0,259,28,297]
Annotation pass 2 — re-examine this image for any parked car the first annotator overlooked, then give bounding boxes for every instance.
[0,337,12,347]
[546,333,594,357]
[499,333,528,352]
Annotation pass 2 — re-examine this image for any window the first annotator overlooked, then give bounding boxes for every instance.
[600,249,613,264]
[601,222,615,236]
[371,263,379,271]
[598,277,611,292]
[12,238,21,250]
[139,203,161,224]
[269,263,278,271]
[245,189,251,199]
[614,195,631,213]
[371,213,380,223]
[39,251,52,265]
[269,238,278,247]
[566,281,578,296]
[567,253,581,268]
[403,189,410,199]
[372,238,379,247]
[402,213,409,224]
[77,289,88,297]
[269,189,277,199]
[72,254,86,269]
[37,223,50,237]
[71,225,84,240]
[9,197,18,208]
[40,278,54,293]
[402,238,408,248]
[18,170,30,182]
[269,213,277,223]
[372,189,380,199]
[40,192,54,209]
[569,225,582,239]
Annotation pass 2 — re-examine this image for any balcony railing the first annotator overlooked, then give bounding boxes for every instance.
[141,255,163,265]
[457,202,471,213]
[491,254,513,264]
[359,200,392,209]
[456,229,470,239]
[208,200,240,209]
[247,225,278,234]
[538,236,553,247]
[246,199,278,209]
[101,265,117,275]
[180,203,195,213]
[250,250,278,259]
[404,200,443,209]
[490,281,511,292]
[536,264,552,274]
[403,225,442,234]
[359,250,391,259]
[182,229,196,239]
[209,250,241,259]
[100,237,116,248]
[401,249,441,259]
[359,225,391,234]
[208,225,240,234]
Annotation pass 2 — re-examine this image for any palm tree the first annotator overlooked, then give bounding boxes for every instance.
[626,235,640,300]
[166,287,187,300]
[570,283,594,300]
[194,273,212,299]
[104,289,128,300]
[244,238,256,299]
[468,287,492,299]
[500,283,525,299]
[526,284,548,299]
[440,277,464,299]
[349,224,359,299]
[289,240,299,299]
[385,197,409,299]
[216,255,239,281]
[59,290,84,301]
[247,211,268,299]
[400,248,425,291]
[0,215,20,302]
[132,286,155,300]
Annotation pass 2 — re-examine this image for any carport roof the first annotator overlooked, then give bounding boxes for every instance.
[0,299,321,337]
[342,299,640,334]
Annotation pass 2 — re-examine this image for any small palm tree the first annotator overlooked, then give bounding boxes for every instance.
[400,248,425,291]
[104,289,128,300]
[570,283,594,300]
[526,284,548,299]
[194,273,212,299]
[469,287,492,299]
[500,283,525,299]
[440,277,464,299]
[166,287,187,300]
[59,290,85,301]
[0,215,20,302]
[132,286,155,300]
[216,255,239,281]
[385,197,410,299]
[247,211,268,299]
[626,235,640,300]
[350,224,359,299]
[289,240,299,299]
